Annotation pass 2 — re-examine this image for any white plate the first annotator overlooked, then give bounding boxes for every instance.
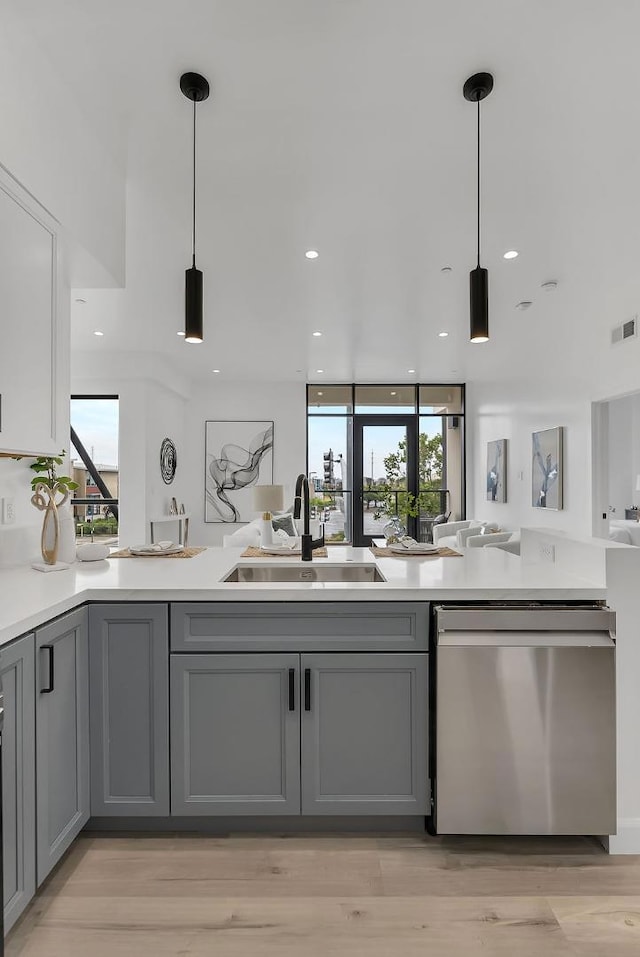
[129,544,185,556]
[389,543,440,555]
[259,544,302,556]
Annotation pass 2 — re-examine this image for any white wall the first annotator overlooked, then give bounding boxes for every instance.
[0,458,45,565]
[71,365,188,548]
[0,7,126,285]
[467,302,640,535]
[183,381,307,546]
[467,376,592,534]
[607,394,637,518]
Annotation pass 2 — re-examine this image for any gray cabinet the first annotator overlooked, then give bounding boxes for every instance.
[171,654,300,815]
[35,608,89,885]
[170,603,429,653]
[89,605,169,816]
[2,633,36,932]
[170,649,428,818]
[301,653,429,815]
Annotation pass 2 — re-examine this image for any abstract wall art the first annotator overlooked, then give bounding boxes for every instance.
[486,439,507,503]
[532,427,563,509]
[160,437,177,484]
[204,420,274,523]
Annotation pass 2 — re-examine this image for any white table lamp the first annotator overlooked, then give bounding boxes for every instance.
[253,485,284,546]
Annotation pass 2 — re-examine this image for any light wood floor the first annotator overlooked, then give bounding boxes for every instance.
[7,832,640,956]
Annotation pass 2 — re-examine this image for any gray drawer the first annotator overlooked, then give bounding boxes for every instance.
[170,602,429,653]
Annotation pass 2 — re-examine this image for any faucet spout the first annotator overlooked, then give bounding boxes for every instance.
[293,473,325,561]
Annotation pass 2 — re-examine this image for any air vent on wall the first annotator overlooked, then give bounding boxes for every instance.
[611,316,638,345]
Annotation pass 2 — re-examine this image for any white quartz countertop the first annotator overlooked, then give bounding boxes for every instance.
[0,545,605,649]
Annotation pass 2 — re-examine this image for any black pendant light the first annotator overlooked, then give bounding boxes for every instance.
[180,71,210,343]
[463,72,493,343]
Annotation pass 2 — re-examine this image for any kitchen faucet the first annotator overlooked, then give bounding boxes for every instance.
[293,474,325,561]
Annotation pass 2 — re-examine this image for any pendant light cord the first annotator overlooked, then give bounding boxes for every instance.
[192,98,197,267]
[477,96,481,268]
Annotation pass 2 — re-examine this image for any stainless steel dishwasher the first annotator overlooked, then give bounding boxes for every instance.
[434,604,616,835]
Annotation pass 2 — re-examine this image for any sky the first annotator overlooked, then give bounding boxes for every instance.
[70,398,119,467]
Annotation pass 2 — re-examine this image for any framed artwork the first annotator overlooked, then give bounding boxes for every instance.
[486,439,507,503]
[205,420,274,523]
[532,427,563,510]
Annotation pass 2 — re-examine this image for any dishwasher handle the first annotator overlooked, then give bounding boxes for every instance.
[435,606,614,635]
[437,630,615,648]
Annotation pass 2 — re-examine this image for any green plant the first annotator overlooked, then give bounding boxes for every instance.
[380,432,445,522]
[26,451,79,496]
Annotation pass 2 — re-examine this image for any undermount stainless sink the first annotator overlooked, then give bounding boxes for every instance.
[222,563,386,583]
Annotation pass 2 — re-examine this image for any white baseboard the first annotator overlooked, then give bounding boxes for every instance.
[607,819,640,854]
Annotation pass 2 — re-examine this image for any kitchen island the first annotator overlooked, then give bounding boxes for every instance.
[0,544,605,648]
[0,542,617,931]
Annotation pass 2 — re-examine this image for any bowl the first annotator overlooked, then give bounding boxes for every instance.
[76,543,110,562]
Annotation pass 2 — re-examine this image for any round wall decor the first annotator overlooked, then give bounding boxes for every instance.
[160,437,177,484]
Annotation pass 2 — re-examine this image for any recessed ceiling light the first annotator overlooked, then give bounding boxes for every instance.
[212,369,221,373]
[503,250,519,259]
[515,300,532,311]
[316,369,324,373]
[408,369,416,373]
[438,331,449,338]
[312,331,322,337]
[94,331,104,336]
[75,297,87,304]
[390,391,397,396]
[441,266,453,273]
[541,280,558,292]
[177,331,185,336]
[305,250,319,259]
[317,391,323,396]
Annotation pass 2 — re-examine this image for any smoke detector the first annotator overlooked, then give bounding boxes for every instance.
[541,280,558,292]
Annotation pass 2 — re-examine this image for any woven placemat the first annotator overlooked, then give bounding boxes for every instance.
[370,544,462,559]
[110,546,206,559]
[241,545,329,558]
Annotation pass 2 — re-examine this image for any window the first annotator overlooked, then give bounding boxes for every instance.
[307,385,465,546]
[70,396,119,544]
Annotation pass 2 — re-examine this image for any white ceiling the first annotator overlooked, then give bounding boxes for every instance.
[11,0,640,383]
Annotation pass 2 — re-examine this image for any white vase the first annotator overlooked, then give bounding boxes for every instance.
[57,505,77,564]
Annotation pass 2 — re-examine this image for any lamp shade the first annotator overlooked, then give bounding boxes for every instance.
[470,266,489,342]
[635,474,640,493]
[253,484,284,513]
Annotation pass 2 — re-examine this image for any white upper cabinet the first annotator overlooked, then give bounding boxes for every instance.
[0,181,63,455]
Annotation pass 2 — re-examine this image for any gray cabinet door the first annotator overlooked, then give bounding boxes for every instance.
[2,633,36,932]
[301,653,429,815]
[89,604,169,816]
[35,607,89,885]
[171,654,300,815]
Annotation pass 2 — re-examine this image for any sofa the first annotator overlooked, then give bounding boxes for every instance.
[223,514,320,547]
[433,520,520,554]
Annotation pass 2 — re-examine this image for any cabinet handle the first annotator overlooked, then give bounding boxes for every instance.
[41,645,54,694]
[304,668,311,711]
[288,668,296,711]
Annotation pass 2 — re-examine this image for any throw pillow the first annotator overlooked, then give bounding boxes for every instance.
[271,513,297,537]
[432,512,451,526]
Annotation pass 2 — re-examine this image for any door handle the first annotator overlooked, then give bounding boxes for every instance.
[304,668,311,711]
[41,645,54,694]
[288,668,296,711]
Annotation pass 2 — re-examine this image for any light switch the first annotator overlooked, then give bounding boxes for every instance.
[1,497,16,524]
